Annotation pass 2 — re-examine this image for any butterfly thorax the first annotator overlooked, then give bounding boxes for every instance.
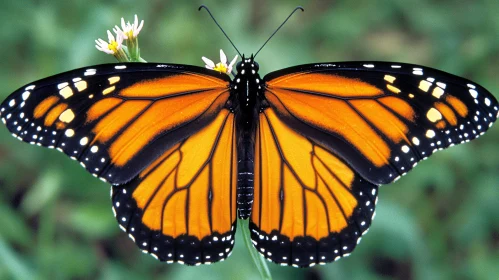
[231,55,262,219]
[232,55,262,126]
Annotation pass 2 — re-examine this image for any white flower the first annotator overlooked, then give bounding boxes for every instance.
[113,14,144,40]
[95,30,124,54]
[202,49,238,75]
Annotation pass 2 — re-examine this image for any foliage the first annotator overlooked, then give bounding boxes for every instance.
[0,0,498,279]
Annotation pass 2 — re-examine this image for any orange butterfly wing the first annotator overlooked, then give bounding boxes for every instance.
[0,63,230,185]
[264,62,498,185]
[1,63,238,265]
[250,62,498,267]
[251,107,377,267]
[112,109,237,265]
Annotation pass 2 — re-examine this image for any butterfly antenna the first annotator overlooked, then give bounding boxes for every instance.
[254,6,304,58]
[199,5,242,57]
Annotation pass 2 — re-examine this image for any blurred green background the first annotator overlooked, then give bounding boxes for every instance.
[1,0,498,279]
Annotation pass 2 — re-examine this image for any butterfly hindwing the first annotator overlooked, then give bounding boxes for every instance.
[0,63,231,185]
[250,107,377,267]
[264,62,499,185]
[112,108,237,265]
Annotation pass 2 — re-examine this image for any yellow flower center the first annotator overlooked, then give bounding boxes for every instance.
[126,30,134,39]
[108,40,119,54]
[213,63,228,73]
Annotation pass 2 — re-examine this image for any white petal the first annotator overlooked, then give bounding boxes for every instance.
[113,26,126,39]
[134,14,139,28]
[136,20,144,35]
[202,57,215,68]
[107,30,116,42]
[98,38,108,45]
[96,44,113,54]
[116,32,124,48]
[229,55,238,68]
[133,19,144,37]
[95,39,109,49]
[121,18,127,31]
[219,49,227,64]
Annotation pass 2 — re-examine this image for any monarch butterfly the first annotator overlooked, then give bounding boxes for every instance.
[1,7,498,269]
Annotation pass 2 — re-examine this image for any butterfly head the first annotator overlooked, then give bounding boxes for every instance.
[235,54,260,75]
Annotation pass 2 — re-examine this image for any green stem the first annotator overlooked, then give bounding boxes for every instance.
[113,54,146,63]
[114,48,130,63]
[127,37,140,61]
[239,219,272,280]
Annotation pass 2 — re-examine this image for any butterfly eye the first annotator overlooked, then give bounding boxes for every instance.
[236,61,242,71]
[253,61,259,71]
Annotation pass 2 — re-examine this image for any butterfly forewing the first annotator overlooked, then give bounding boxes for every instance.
[0,63,231,185]
[263,62,499,185]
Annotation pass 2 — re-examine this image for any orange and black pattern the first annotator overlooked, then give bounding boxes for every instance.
[0,63,236,265]
[1,59,497,267]
[264,62,499,186]
[0,63,230,185]
[251,107,377,267]
[112,109,237,265]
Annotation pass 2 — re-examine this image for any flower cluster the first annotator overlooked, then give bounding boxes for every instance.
[95,15,238,76]
[95,14,145,62]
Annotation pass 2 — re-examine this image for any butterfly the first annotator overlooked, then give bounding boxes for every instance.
[1,12,498,269]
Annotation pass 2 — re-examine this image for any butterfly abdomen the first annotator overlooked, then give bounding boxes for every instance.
[236,134,254,219]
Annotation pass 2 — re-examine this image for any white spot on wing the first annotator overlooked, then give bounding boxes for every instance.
[57,82,69,89]
[84,69,96,76]
[59,109,75,123]
[22,91,30,100]
[80,137,89,146]
[401,145,410,153]
[90,146,99,153]
[65,129,75,137]
[469,89,478,98]
[74,81,87,92]
[436,82,446,89]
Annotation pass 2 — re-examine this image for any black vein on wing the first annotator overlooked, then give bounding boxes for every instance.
[155,112,230,237]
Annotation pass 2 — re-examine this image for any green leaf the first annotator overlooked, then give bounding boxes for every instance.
[0,237,35,280]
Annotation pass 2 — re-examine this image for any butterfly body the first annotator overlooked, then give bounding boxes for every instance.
[1,60,497,267]
[231,54,263,219]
